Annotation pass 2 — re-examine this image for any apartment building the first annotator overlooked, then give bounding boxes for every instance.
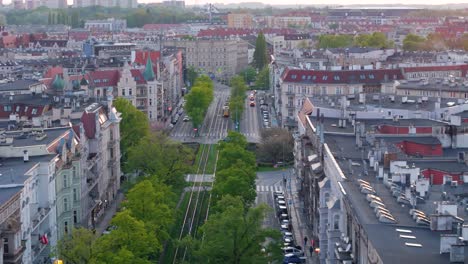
[84,18,127,32]
[275,67,403,128]
[227,13,254,29]
[166,38,248,82]
[265,16,312,29]
[73,0,136,8]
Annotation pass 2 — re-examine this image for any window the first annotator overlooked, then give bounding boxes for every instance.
[64,221,68,234]
[360,74,366,80]
[369,74,375,79]
[72,166,77,179]
[64,198,68,211]
[63,175,68,188]
[149,99,152,106]
[73,210,78,224]
[3,238,8,254]
[31,108,37,115]
[334,75,340,81]
[122,89,125,96]
[291,74,297,79]
[302,75,306,80]
[3,105,11,111]
[333,214,340,230]
[73,188,78,202]
[129,89,132,96]
[15,106,20,112]
[322,75,328,81]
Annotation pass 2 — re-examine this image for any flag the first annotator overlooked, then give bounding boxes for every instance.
[40,234,48,245]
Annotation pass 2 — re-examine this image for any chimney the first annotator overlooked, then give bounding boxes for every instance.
[23,150,29,162]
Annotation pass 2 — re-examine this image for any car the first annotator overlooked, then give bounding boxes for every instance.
[283,253,306,264]
[279,213,289,220]
[183,116,190,122]
[178,108,184,115]
[281,223,290,232]
[250,101,255,107]
[283,247,305,257]
[274,191,284,198]
[276,195,285,200]
[277,199,286,206]
[278,205,288,215]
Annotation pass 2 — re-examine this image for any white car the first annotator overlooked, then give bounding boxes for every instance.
[183,116,190,122]
[283,247,305,257]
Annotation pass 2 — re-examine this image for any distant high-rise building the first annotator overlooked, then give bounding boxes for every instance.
[73,0,136,8]
[227,13,254,29]
[161,0,184,8]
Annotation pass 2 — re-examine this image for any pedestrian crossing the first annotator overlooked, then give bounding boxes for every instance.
[256,185,284,192]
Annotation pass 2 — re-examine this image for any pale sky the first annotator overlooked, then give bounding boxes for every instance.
[172,0,468,5]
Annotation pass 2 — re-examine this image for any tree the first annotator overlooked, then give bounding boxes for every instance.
[185,76,214,128]
[191,195,282,264]
[402,34,426,51]
[317,34,354,49]
[257,128,294,164]
[124,180,174,242]
[113,97,150,169]
[92,210,158,263]
[240,66,257,84]
[56,228,95,264]
[254,67,269,90]
[252,32,268,70]
[186,66,198,88]
[354,32,392,48]
[229,75,247,126]
[126,132,193,188]
[213,165,256,206]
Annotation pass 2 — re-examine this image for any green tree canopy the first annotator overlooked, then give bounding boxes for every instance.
[186,66,198,88]
[240,66,257,84]
[57,228,95,264]
[317,34,354,49]
[113,97,150,170]
[191,195,282,264]
[92,210,158,263]
[354,32,393,48]
[124,179,175,242]
[185,75,214,128]
[126,132,193,188]
[252,32,268,70]
[402,34,426,51]
[254,66,269,90]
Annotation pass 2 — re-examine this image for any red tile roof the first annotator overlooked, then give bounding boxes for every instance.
[0,103,47,119]
[281,68,403,84]
[87,70,120,88]
[130,69,147,84]
[133,50,160,65]
[44,66,64,79]
[81,111,96,139]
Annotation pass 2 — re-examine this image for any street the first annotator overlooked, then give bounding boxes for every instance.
[255,170,285,228]
[240,91,262,143]
[170,82,263,144]
[170,82,231,144]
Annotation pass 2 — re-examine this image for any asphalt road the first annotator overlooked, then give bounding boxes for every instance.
[240,91,262,143]
[170,83,231,144]
[255,170,287,229]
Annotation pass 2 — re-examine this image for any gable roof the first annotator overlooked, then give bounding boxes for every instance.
[133,50,160,65]
[281,68,403,84]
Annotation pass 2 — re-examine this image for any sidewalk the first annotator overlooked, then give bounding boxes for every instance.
[95,192,125,235]
[287,169,319,263]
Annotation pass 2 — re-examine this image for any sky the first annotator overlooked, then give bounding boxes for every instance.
[174,0,468,5]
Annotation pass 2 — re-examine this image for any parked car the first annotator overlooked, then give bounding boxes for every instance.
[279,213,289,221]
[283,253,306,264]
[183,116,190,122]
[283,247,305,257]
[274,191,284,198]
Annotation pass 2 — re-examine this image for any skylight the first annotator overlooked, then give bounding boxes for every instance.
[405,243,422,248]
[396,229,412,233]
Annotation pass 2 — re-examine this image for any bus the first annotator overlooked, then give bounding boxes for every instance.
[223,106,230,117]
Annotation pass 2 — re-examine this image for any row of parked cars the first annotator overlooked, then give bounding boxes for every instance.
[274,191,306,264]
[262,108,271,128]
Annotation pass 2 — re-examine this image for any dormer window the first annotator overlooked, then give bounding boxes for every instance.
[334,75,340,81]
[291,74,297,79]
[322,75,328,81]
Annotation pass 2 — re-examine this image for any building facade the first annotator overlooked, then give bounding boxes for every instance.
[227,13,254,29]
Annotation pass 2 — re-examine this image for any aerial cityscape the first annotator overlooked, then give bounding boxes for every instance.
[0,1,465,264]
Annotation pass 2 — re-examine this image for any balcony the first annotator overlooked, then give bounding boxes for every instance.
[107,139,116,149]
[286,104,295,109]
[285,91,295,96]
[31,207,51,231]
[3,241,26,264]
[87,171,98,189]
[107,159,115,168]
[136,93,147,98]
[137,105,146,110]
